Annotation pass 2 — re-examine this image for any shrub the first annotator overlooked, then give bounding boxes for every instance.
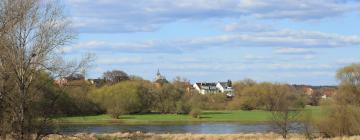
[152,83,183,114]
[190,108,201,118]
[89,80,154,118]
[176,100,191,114]
[316,104,360,137]
[240,104,255,111]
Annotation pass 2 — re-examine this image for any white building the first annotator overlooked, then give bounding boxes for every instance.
[193,82,218,94]
[193,80,234,97]
[216,80,234,97]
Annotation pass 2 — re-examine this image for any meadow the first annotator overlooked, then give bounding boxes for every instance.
[55,106,323,124]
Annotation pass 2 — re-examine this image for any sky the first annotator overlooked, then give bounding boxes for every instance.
[62,0,360,85]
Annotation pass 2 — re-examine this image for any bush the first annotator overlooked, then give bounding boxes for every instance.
[201,93,228,110]
[240,104,255,111]
[89,80,154,118]
[227,95,256,111]
[176,100,191,114]
[152,83,183,114]
[316,104,360,137]
[62,81,104,116]
[190,108,201,118]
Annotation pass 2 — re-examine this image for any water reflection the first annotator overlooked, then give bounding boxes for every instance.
[58,123,272,134]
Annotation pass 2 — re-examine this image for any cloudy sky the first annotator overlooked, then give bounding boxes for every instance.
[62,0,360,85]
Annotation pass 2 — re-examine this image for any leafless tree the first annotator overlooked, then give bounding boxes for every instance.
[103,70,129,84]
[0,0,91,139]
[316,63,360,137]
[269,85,301,139]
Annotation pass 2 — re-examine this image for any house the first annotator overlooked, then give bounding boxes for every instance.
[303,87,314,96]
[193,80,234,97]
[54,74,86,87]
[193,82,218,94]
[88,78,105,86]
[216,80,234,97]
[54,78,67,86]
[320,87,337,99]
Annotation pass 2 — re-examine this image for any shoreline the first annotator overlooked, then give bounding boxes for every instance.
[42,132,357,140]
[43,132,304,140]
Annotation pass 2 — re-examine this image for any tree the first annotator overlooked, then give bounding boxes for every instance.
[153,83,183,113]
[232,79,257,96]
[103,70,129,84]
[308,90,322,106]
[268,84,302,139]
[317,63,360,137]
[62,80,103,116]
[336,63,360,106]
[90,80,154,118]
[0,0,88,139]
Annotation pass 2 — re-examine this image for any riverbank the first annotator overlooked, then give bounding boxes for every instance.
[42,132,358,140]
[54,106,323,125]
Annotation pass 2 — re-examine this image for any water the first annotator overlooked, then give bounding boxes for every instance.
[57,123,273,134]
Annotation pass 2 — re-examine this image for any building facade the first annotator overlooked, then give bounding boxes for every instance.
[193,80,234,97]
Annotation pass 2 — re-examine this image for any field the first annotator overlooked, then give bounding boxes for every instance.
[54,106,323,124]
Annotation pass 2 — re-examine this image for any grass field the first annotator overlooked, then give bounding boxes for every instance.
[54,106,324,124]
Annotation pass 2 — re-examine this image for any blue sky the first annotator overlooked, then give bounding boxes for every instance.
[62,0,360,85]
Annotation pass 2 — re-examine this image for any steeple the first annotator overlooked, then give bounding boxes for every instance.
[157,68,161,77]
[155,68,163,80]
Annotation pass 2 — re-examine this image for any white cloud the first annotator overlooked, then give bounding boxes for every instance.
[275,48,315,55]
[65,0,360,33]
[96,56,144,65]
[267,63,333,70]
[224,21,275,32]
[70,28,360,54]
[175,29,360,49]
[75,41,153,49]
[240,0,358,20]
[336,58,360,65]
[274,71,334,78]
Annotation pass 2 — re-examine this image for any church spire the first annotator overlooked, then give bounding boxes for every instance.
[157,68,161,76]
[156,68,163,80]
[154,68,168,86]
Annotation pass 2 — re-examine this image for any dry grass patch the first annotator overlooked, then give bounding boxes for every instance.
[42,132,360,140]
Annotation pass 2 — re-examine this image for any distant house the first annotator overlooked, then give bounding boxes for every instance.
[54,74,86,87]
[88,78,105,87]
[54,78,67,86]
[193,80,234,97]
[320,87,337,99]
[65,74,85,81]
[216,80,234,97]
[193,82,218,94]
[303,87,314,96]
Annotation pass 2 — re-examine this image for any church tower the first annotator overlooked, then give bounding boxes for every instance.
[156,69,162,80]
[154,69,168,87]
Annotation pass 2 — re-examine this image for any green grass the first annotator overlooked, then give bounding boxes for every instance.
[54,106,325,125]
[301,105,329,121]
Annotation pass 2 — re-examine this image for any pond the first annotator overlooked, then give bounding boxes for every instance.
[57,123,273,134]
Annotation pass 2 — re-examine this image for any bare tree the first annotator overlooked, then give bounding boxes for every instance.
[103,70,129,84]
[269,84,302,139]
[317,63,360,137]
[0,0,90,139]
[336,63,360,106]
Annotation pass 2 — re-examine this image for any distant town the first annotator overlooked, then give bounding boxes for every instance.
[54,69,337,100]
